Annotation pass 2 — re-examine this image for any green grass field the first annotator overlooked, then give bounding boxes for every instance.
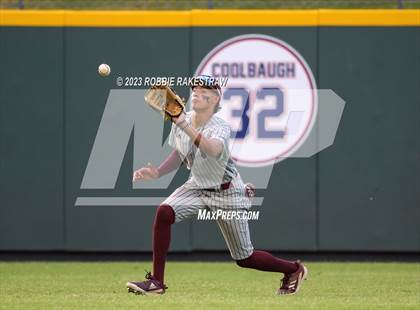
[0,261,418,309]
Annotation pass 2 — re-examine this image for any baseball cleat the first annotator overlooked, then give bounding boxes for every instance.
[126,271,167,295]
[277,260,308,295]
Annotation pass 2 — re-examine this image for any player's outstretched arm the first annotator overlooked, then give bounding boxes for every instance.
[132,150,182,182]
[156,149,183,177]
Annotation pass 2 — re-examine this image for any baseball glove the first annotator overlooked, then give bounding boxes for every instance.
[144,85,185,121]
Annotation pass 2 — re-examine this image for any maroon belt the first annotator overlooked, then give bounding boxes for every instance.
[203,182,231,192]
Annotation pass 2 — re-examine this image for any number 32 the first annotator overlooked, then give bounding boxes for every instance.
[223,87,285,139]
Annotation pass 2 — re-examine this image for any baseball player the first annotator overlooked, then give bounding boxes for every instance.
[127,75,308,295]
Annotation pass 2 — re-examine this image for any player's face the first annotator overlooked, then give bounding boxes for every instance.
[191,87,219,112]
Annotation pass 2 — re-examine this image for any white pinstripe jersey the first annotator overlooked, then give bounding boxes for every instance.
[168,111,238,188]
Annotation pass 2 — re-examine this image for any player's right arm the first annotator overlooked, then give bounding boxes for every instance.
[132,149,182,182]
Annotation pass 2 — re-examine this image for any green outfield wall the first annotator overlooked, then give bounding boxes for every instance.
[0,10,419,252]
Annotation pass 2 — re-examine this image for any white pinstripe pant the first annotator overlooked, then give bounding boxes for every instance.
[162,177,254,260]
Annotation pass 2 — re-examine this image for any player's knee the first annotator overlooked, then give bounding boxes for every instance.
[155,204,175,225]
[236,259,245,268]
[236,258,250,268]
[235,252,255,268]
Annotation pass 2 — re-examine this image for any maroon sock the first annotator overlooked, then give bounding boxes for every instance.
[236,250,298,274]
[152,204,175,284]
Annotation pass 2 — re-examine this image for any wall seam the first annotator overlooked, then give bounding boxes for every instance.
[315,17,321,252]
[188,24,193,253]
[62,25,67,251]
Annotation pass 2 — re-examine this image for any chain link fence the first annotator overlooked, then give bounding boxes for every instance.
[1,0,419,9]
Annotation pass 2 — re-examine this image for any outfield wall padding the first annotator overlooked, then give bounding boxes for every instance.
[0,10,419,252]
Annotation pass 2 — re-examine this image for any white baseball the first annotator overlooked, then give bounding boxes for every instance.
[98,64,111,77]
